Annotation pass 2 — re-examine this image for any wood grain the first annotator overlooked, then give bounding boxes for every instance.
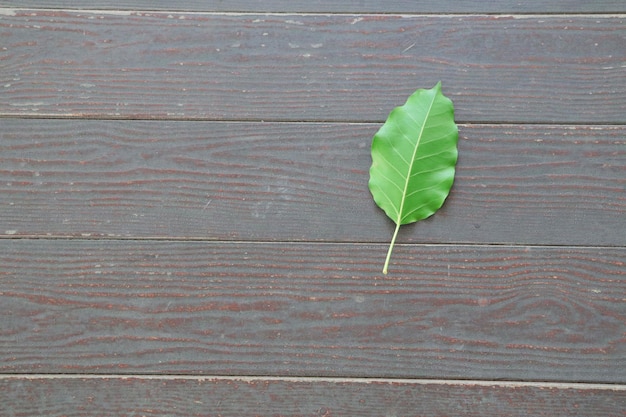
[2,1,625,13]
[1,240,624,382]
[1,3,625,413]
[1,377,625,417]
[1,11,625,123]
[1,120,624,245]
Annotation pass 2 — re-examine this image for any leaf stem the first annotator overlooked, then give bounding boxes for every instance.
[383,222,401,275]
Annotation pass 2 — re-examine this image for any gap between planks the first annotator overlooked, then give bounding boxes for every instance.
[2,8,626,18]
[2,114,626,126]
[1,374,625,391]
[0,236,624,251]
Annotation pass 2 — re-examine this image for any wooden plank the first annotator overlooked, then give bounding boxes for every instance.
[1,377,624,417]
[1,120,624,246]
[1,239,624,381]
[2,1,625,13]
[1,11,624,123]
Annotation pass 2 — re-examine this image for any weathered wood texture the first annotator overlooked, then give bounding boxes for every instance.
[1,120,624,245]
[2,0,626,13]
[1,240,624,381]
[1,1,625,415]
[1,377,625,417]
[1,11,625,123]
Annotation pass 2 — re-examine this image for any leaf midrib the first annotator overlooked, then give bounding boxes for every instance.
[396,91,438,225]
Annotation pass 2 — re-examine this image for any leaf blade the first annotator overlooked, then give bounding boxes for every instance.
[369,82,459,274]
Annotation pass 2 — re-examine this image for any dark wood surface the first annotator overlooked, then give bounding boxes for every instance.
[1,121,625,245]
[0,2,624,416]
[1,377,625,417]
[1,11,625,123]
[1,240,625,381]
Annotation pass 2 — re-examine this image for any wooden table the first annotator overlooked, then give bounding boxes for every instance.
[1,1,625,415]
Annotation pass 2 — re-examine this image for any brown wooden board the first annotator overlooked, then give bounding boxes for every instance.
[1,11,624,123]
[1,376,625,417]
[1,1,626,13]
[1,239,624,382]
[1,120,624,245]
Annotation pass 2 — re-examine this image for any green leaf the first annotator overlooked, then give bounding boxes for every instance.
[368,82,458,274]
